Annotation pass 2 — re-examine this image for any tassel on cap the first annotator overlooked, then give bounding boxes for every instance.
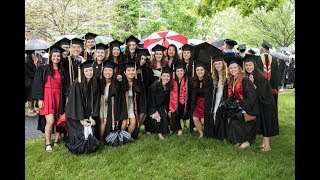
[192,61,194,77]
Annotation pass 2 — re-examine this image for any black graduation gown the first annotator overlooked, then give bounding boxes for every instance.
[25,59,37,101]
[255,54,279,105]
[85,51,95,61]
[119,79,147,139]
[99,80,126,142]
[144,82,170,134]
[210,83,228,140]
[226,77,259,144]
[136,64,153,96]
[92,60,105,80]
[65,80,100,154]
[190,80,214,138]
[32,64,70,134]
[61,56,82,85]
[277,59,286,86]
[251,71,279,137]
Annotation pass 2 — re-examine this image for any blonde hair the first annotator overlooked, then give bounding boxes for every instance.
[226,63,245,85]
[211,61,227,87]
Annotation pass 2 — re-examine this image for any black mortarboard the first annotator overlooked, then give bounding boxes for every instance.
[238,44,246,52]
[70,37,84,47]
[84,32,98,40]
[181,44,194,52]
[212,54,224,62]
[125,35,140,44]
[225,39,238,46]
[92,43,109,50]
[243,54,258,63]
[45,45,65,53]
[109,40,123,48]
[173,61,187,71]
[25,50,35,54]
[261,40,272,50]
[80,60,95,70]
[103,60,118,69]
[121,61,136,70]
[137,48,150,57]
[55,37,70,46]
[194,42,223,63]
[161,66,172,74]
[227,56,244,68]
[151,44,167,52]
[248,49,256,55]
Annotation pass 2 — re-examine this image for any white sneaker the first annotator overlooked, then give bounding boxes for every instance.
[45,144,52,152]
[177,130,183,136]
[158,133,164,140]
[239,141,250,149]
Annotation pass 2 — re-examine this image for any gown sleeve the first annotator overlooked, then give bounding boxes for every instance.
[147,84,157,116]
[65,82,86,120]
[240,77,258,116]
[31,65,47,100]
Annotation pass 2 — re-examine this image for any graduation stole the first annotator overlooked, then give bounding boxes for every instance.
[169,77,188,115]
[228,76,244,101]
[68,56,73,84]
[260,54,273,80]
[125,89,138,127]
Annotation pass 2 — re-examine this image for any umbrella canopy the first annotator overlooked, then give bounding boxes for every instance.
[271,51,291,61]
[188,38,204,45]
[279,47,295,54]
[143,30,188,51]
[25,39,51,50]
[207,37,218,44]
[54,35,77,42]
[211,38,227,51]
[95,36,113,44]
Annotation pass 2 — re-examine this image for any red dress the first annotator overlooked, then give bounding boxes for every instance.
[39,69,61,115]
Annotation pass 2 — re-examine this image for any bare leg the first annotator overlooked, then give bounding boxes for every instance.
[193,117,203,139]
[45,114,55,149]
[121,120,128,130]
[53,126,60,145]
[262,137,271,151]
[128,118,136,134]
[168,111,172,133]
[139,113,146,128]
[100,117,107,145]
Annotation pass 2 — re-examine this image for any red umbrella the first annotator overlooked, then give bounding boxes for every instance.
[143,30,188,51]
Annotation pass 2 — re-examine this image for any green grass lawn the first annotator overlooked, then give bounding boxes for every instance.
[25,89,295,179]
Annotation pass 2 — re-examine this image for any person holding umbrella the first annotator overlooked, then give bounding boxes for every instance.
[25,50,39,116]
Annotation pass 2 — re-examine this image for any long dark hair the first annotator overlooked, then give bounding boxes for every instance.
[244,61,265,83]
[157,72,173,91]
[167,44,180,61]
[100,67,117,96]
[48,50,63,78]
[108,46,123,63]
[192,68,212,88]
[80,69,98,97]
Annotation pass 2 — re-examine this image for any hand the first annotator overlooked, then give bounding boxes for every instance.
[38,100,44,109]
[81,119,91,126]
[249,74,254,84]
[89,116,96,126]
[152,111,161,122]
[116,75,122,82]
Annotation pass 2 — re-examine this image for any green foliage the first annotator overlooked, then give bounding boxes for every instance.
[26,90,295,179]
[110,0,141,41]
[197,0,286,17]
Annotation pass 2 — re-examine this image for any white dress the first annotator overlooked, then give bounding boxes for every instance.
[127,87,135,118]
[103,83,110,117]
[213,85,224,122]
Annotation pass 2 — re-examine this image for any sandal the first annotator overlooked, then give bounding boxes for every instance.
[45,144,52,152]
[53,141,59,146]
[260,147,271,152]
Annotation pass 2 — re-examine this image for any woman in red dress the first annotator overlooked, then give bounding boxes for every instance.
[32,45,69,152]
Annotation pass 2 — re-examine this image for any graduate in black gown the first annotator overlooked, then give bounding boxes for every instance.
[98,61,126,145]
[65,60,100,154]
[25,50,38,116]
[91,43,108,80]
[107,40,124,80]
[145,66,172,139]
[119,61,147,139]
[83,32,98,60]
[244,55,279,152]
[123,35,140,62]
[210,55,228,140]
[225,59,259,149]
[148,44,167,85]
[256,40,280,122]
[168,62,192,136]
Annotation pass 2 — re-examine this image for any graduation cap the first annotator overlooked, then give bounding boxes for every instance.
[181,44,194,52]
[151,44,167,52]
[92,43,109,50]
[25,50,35,55]
[84,32,98,40]
[70,37,84,46]
[45,45,65,53]
[77,60,95,82]
[173,61,187,71]
[212,54,224,62]
[109,40,123,48]
[238,44,246,52]
[243,54,258,63]
[247,49,256,55]
[137,48,150,57]
[261,40,272,50]
[224,39,238,46]
[54,37,70,46]
[161,66,171,74]
[227,56,244,70]
[125,35,140,44]
[121,61,137,79]
[103,60,118,69]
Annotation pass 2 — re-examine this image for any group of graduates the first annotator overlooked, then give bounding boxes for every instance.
[25,32,280,154]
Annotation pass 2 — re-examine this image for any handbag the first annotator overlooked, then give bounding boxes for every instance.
[56,113,66,127]
[243,113,256,122]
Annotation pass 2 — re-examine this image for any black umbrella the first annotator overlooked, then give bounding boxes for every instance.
[221,94,243,122]
[105,120,119,146]
[118,130,132,145]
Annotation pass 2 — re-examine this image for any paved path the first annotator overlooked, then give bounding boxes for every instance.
[25,115,44,141]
